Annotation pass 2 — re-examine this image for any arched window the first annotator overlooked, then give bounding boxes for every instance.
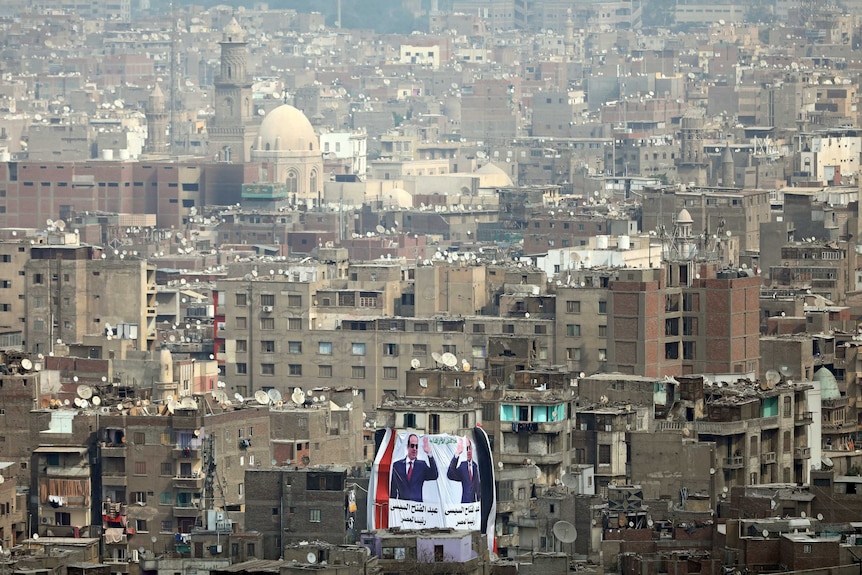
[286,171,298,195]
[227,65,232,79]
[309,171,318,194]
[265,143,270,151]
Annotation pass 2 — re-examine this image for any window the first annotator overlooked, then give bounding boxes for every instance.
[472,345,486,358]
[473,323,485,333]
[236,363,247,375]
[352,366,366,379]
[236,317,247,329]
[134,461,147,475]
[566,324,581,337]
[160,520,172,532]
[383,367,397,379]
[309,509,321,523]
[33,273,43,285]
[261,363,275,375]
[236,339,247,353]
[414,322,429,332]
[599,325,607,337]
[319,365,332,377]
[261,340,276,353]
[598,444,611,465]
[135,519,147,532]
[288,318,302,330]
[598,301,607,314]
[566,301,580,313]
[260,317,275,330]
[567,348,581,361]
[133,491,147,504]
[413,344,427,356]
[160,462,173,476]
[784,396,792,418]
[352,343,366,355]
[235,293,247,306]
[318,342,333,355]
[534,325,546,334]
[288,364,302,376]
[238,483,243,496]
[134,432,146,444]
[288,341,302,354]
[160,492,172,505]
[288,295,302,307]
[260,294,275,307]
[503,324,515,334]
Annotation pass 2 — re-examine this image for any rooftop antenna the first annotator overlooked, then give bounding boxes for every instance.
[291,388,306,405]
[268,388,282,404]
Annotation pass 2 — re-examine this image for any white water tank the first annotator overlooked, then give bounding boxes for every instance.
[118,149,130,160]
[596,235,609,249]
[618,235,631,250]
[101,149,114,160]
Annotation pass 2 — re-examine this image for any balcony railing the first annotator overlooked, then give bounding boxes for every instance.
[794,447,811,460]
[760,451,777,465]
[795,412,814,425]
[723,456,744,469]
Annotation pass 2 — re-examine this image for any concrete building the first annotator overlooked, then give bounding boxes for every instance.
[24,238,157,354]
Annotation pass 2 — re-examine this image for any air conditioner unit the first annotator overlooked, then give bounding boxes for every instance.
[216,512,225,521]
[131,549,139,563]
[41,517,53,525]
[262,306,273,312]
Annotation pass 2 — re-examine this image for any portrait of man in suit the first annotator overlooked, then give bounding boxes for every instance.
[447,437,480,503]
[391,434,439,502]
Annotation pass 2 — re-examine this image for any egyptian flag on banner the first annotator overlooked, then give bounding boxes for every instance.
[368,426,496,552]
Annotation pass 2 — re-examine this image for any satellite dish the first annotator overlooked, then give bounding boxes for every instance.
[63,399,70,406]
[765,370,780,389]
[80,399,89,408]
[801,511,806,518]
[268,389,282,403]
[234,393,245,403]
[561,473,578,488]
[255,390,270,405]
[375,224,385,234]
[73,398,82,407]
[553,520,578,543]
[762,529,769,538]
[599,395,608,404]
[291,388,306,404]
[92,396,102,406]
[462,361,471,372]
[166,399,177,414]
[823,457,834,468]
[307,552,317,564]
[21,358,33,371]
[441,352,457,367]
[77,385,93,399]
[431,352,443,365]
[180,397,197,409]
[817,513,824,521]
[477,380,485,390]
[410,358,421,369]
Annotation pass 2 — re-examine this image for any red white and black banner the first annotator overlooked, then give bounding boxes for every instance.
[369,427,496,551]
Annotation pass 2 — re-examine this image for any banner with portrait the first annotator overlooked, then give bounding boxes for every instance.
[368,427,496,551]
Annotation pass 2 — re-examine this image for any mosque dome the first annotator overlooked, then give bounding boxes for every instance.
[257,104,318,153]
[474,162,514,188]
[676,208,693,224]
[814,367,840,400]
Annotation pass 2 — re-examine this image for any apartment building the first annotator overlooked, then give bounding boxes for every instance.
[24,238,157,354]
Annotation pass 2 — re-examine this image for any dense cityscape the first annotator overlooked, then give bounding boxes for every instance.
[0,0,861,574]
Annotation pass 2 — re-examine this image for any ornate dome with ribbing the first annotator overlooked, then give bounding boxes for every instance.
[257,104,318,153]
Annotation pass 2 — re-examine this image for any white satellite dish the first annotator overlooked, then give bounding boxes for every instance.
[234,393,245,403]
[375,224,385,234]
[255,390,270,405]
[410,358,421,369]
[553,521,578,543]
[477,380,485,390]
[268,389,282,403]
[20,358,33,371]
[180,397,197,410]
[441,352,457,367]
[431,352,443,365]
[561,473,578,488]
[92,396,102,406]
[77,385,93,399]
[291,388,306,404]
[306,552,317,564]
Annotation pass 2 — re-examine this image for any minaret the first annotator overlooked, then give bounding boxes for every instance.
[721,145,735,187]
[208,17,258,163]
[564,9,575,61]
[146,83,168,154]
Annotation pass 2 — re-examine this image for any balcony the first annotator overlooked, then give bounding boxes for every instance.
[100,445,127,456]
[172,445,201,459]
[102,475,128,487]
[795,412,814,425]
[723,456,744,469]
[794,446,811,460]
[823,397,849,409]
[173,475,204,489]
[760,451,777,465]
[822,420,856,431]
[173,505,200,518]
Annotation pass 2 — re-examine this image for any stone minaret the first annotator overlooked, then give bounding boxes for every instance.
[146,83,168,154]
